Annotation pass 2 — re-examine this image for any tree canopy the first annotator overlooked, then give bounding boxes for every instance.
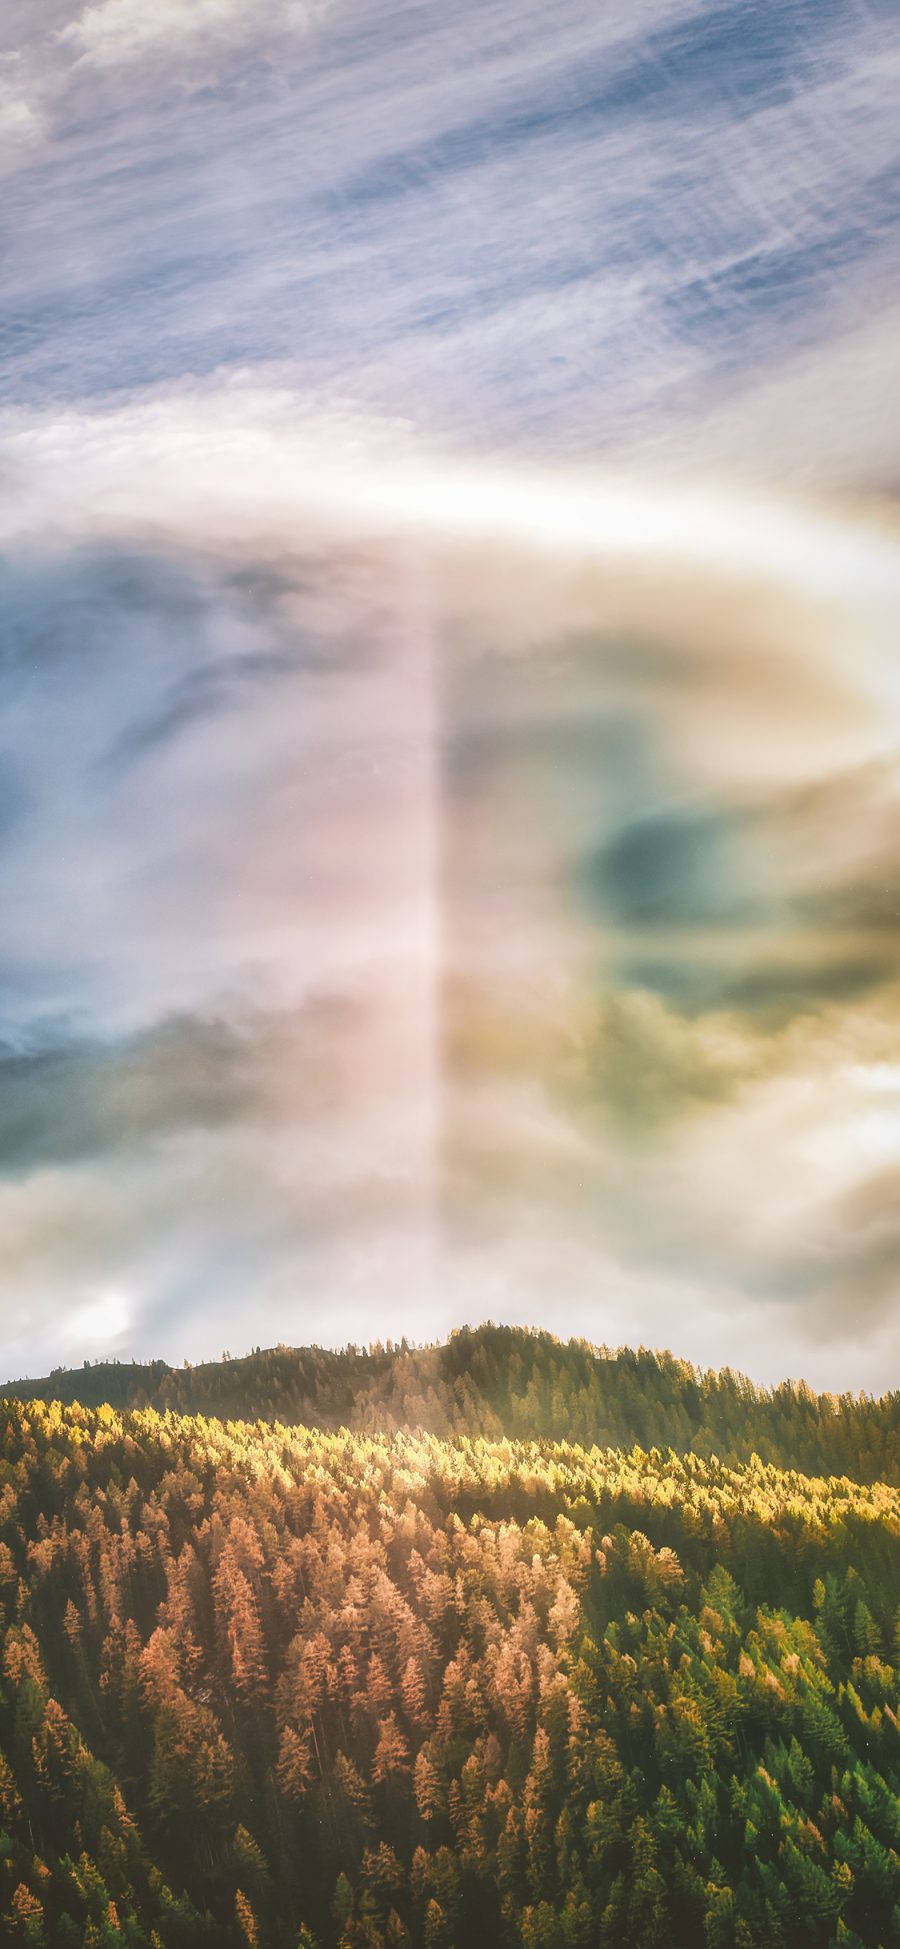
[0,1396,898,1946]
[4,1326,897,1484]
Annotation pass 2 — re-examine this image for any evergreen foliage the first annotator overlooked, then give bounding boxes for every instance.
[0,1396,898,1945]
[5,1326,898,1484]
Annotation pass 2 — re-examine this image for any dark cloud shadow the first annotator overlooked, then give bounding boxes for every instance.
[0,997,358,1178]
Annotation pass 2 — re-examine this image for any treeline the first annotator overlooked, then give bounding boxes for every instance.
[4,1326,898,1484]
[0,1401,899,1946]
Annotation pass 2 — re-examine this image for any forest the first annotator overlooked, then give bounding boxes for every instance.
[0,1373,898,1947]
[6,1326,899,1485]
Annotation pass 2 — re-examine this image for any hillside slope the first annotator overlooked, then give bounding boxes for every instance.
[4,1326,898,1483]
[1,1400,899,1946]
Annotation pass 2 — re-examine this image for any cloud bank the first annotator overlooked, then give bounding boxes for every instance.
[0,391,898,1386]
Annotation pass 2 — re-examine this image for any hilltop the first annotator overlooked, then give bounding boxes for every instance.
[4,1324,898,1483]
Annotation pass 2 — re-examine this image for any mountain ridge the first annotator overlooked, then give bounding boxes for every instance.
[4,1324,898,1483]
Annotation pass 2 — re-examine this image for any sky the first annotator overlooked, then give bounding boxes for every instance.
[1,0,899,1390]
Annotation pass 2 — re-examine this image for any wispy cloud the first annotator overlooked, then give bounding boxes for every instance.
[59,0,326,69]
[2,0,898,476]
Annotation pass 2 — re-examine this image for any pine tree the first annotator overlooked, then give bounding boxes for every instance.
[372,1714,411,1785]
[235,1888,260,1947]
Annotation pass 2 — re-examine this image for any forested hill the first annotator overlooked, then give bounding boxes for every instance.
[4,1326,898,1484]
[1,1402,899,1947]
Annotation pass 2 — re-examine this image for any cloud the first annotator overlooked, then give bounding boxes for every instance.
[0,528,442,1052]
[0,0,897,479]
[442,988,900,1377]
[0,80,42,159]
[61,1288,131,1356]
[0,1010,282,1175]
[447,980,756,1136]
[621,949,899,1027]
[5,388,900,620]
[666,296,900,496]
[0,511,445,1383]
[434,530,900,1387]
[0,438,893,1389]
[102,649,294,771]
[0,1133,440,1385]
[572,991,756,1134]
[59,0,325,69]
[754,1156,900,1342]
[582,804,760,931]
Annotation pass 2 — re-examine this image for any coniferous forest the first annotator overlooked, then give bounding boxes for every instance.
[1,1332,899,1947]
[7,1328,899,1485]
